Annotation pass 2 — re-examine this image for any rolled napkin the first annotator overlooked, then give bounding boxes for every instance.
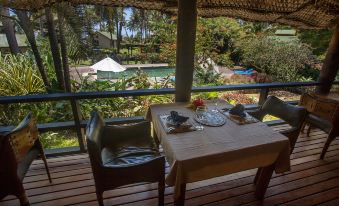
[166,111,189,127]
[229,104,246,118]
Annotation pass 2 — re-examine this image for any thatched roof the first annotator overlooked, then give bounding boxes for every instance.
[3,0,339,29]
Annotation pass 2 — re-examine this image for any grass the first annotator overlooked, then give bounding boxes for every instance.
[40,130,78,149]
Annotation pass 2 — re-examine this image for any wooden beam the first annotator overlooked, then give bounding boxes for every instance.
[316,21,339,94]
[175,0,197,102]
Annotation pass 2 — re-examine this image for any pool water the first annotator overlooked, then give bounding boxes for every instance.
[97,67,175,79]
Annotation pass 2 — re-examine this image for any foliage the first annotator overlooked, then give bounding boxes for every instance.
[221,92,256,105]
[148,15,177,66]
[0,52,45,96]
[74,69,174,119]
[195,17,253,67]
[0,51,73,127]
[299,29,332,58]
[238,36,315,82]
[194,64,222,85]
[40,131,78,149]
[223,74,256,84]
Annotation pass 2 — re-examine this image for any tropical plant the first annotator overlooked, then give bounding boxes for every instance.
[0,52,45,96]
[194,64,221,85]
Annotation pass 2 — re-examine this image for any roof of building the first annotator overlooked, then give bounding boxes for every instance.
[2,0,339,29]
[268,35,299,42]
[0,33,28,48]
[97,31,117,40]
[275,29,297,36]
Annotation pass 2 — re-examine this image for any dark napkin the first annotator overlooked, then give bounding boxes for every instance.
[166,111,189,127]
[229,104,246,118]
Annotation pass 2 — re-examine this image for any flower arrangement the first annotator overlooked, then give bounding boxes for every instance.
[188,98,206,110]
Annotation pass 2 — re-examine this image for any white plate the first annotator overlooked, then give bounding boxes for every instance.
[194,111,226,127]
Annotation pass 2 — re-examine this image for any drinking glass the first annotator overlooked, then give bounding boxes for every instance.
[212,99,220,113]
[195,106,206,131]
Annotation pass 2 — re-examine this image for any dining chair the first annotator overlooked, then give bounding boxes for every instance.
[248,96,307,185]
[249,96,307,153]
[0,112,52,206]
[86,111,165,206]
[299,93,339,159]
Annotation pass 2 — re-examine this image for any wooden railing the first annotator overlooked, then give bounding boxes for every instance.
[0,81,338,156]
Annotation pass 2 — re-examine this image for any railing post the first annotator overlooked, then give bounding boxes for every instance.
[70,99,86,152]
[258,88,269,105]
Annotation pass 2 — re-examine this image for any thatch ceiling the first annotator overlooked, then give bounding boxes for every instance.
[2,0,339,29]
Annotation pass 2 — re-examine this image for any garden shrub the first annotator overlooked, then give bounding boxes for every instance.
[221,92,256,105]
[238,37,315,82]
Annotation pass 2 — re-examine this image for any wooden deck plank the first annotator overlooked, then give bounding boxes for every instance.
[318,197,339,206]
[1,126,339,206]
[283,187,339,206]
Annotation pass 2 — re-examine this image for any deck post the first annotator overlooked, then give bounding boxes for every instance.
[258,88,269,105]
[316,21,339,94]
[175,0,198,102]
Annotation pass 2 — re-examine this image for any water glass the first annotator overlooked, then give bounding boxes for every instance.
[195,106,206,131]
[212,99,220,113]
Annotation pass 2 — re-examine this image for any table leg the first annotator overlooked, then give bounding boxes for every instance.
[153,127,160,147]
[253,167,263,184]
[255,164,275,200]
[174,183,186,206]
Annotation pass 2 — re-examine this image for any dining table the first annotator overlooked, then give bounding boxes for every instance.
[147,101,291,206]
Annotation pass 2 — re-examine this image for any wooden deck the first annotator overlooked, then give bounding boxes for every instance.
[1,125,339,206]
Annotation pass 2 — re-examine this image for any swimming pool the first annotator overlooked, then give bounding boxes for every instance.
[97,67,175,79]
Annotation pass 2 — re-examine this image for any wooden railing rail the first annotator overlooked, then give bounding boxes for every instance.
[0,81,333,104]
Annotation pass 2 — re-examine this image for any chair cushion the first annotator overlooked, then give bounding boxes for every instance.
[101,146,159,167]
[306,114,332,133]
[17,147,40,180]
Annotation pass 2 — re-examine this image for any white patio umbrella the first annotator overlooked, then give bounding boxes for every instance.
[90,57,126,73]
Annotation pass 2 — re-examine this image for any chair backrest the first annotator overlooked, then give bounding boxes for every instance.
[300,93,339,123]
[6,112,39,163]
[86,111,105,165]
[102,121,152,147]
[261,96,307,129]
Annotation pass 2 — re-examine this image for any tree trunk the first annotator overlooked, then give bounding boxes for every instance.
[118,21,123,53]
[45,7,65,91]
[57,8,71,92]
[116,19,120,54]
[1,7,19,54]
[16,10,50,90]
[316,21,339,94]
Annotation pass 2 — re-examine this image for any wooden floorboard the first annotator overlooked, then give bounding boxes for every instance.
[1,126,339,206]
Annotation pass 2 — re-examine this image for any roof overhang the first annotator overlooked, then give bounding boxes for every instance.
[2,0,339,29]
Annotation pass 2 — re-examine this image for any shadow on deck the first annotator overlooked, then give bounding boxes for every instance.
[1,125,339,206]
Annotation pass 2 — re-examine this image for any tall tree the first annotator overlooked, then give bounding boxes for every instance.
[113,7,125,54]
[57,6,71,92]
[0,7,19,54]
[45,7,65,91]
[15,10,50,89]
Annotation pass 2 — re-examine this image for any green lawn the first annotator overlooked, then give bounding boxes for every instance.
[40,131,78,149]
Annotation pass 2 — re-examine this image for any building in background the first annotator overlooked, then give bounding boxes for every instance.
[93,31,117,49]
